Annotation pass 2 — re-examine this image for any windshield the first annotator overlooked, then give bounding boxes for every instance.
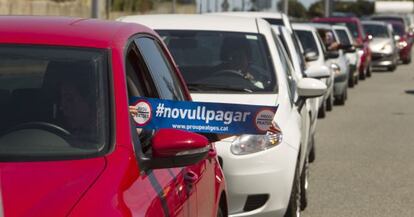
[157,30,277,93]
[295,30,320,57]
[0,45,109,161]
[363,24,390,38]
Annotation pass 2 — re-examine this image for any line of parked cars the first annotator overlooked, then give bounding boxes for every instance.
[0,11,412,217]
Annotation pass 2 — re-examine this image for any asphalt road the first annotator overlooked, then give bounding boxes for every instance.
[302,61,414,217]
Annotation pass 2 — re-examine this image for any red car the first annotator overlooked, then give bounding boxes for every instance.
[0,16,227,217]
[385,21,412,64]
[312,17,372,79]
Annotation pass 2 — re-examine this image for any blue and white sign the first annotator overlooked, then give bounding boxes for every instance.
[129,97,277,135]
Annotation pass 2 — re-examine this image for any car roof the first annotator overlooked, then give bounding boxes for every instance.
[118,14,259,33]
[292,23,317,31]
[362,20,388,26]
[0,16,154,48]
[210,11,284,19]
[332,25,348,30]
[308,22,333,30]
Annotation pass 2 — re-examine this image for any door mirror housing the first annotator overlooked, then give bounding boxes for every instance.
[304,65,330,79]
[367,34,373,41]
[304,51,318,62]
[140,129,210,170]
[297,78,327,98]
[394,34,401,42]
[325,50,339,59]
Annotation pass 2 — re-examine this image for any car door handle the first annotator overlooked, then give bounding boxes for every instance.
[184,171,198,185]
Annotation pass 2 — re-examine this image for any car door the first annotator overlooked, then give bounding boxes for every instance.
[124,37,190,217]
[134,36,216,217]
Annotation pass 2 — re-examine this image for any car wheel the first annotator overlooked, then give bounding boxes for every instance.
[403,56,411,64]
[354,75,359,85]
[309,135,316,163]
[334,89,346,106]
[348,75,355,87]
[284,161,301,217]
[359,68,366,80]
[388,64,396,72]
[366,65,372,77]
[317,101,326,118]
[300,157,310,211]
[217,206,224,217]
[326,94,333,111]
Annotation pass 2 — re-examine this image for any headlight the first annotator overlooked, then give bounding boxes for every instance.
[231,123,283,155]
[398,41,408,49]
[330,63,341,76]
[381,44,393,53]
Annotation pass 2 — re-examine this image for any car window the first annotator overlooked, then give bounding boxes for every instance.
[264,18,284,26]
[363,24,390,38]
[0,45,110,160]
[272,31,296,104]
[295,30,320,57]
[135,37,185,100]
[335,29,352,45]
[391,23,405,36]
[158,30,277,93]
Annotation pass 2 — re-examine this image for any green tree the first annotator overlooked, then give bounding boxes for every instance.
[308,1,323,18]
[277,0,307,18]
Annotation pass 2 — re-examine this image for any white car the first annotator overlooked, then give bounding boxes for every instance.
[293,23,335,118]
[273,25,330,166]
[309,23,350,106]
[209,11,330,167]
[119,14,327,217]
[333,25,360,86]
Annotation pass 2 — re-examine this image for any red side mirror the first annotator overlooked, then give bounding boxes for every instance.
[152,129,209,158]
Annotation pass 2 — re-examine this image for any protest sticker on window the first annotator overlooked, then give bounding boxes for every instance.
[129,97,277,135]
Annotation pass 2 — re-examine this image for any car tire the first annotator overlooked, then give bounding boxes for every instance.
[317,101,326,118]
[366,65,372,77]
[300,157,310,211]
[348,75,355,87]
[334,89,346,106]
[359,68,366,80]
[354,75,359,85]
[403,56,411,64]
[309,136,316,163]
[284,161,301,217]
[326,94,333,111]
[217,206,224,217]
[388,65,396,72]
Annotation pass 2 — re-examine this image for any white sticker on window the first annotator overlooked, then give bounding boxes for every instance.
[246,35,258,40]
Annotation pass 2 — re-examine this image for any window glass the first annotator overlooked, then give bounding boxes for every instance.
[135,37,185,100]
[158,30,277,93]
[335,29,352,45]
[0,45,109,160]
[264,18,284,26]
[295,30,320,57]
[362,24,390,38]
[272,31,296,103]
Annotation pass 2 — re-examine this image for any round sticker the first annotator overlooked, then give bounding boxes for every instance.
[254,109,275,132]
[132,100,152,126]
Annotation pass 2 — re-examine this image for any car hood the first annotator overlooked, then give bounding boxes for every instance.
[0,158,106,217]
[370,38,393,52]
[191,92,278,106]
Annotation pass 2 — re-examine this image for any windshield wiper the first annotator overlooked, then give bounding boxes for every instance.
[187,83,253,93]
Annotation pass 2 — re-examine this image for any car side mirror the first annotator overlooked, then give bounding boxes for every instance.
[325,50,339,59]
[304,51,318,62]
[143,129,210,170]
[340,44,356,53]
[304,65,330,79]
[367,34,373,41]
[295,78,327,110]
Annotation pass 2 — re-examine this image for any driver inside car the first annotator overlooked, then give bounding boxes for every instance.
[218,37,265,89]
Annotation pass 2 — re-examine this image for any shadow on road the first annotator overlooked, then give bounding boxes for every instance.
[405,90,414,95]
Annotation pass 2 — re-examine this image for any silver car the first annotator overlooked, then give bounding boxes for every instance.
[362,20,399,71]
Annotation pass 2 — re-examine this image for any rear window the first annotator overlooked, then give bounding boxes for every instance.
[158,30,277,93]
[363,24,390,38]
[295,30,319,57]
[0,45,110,161]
